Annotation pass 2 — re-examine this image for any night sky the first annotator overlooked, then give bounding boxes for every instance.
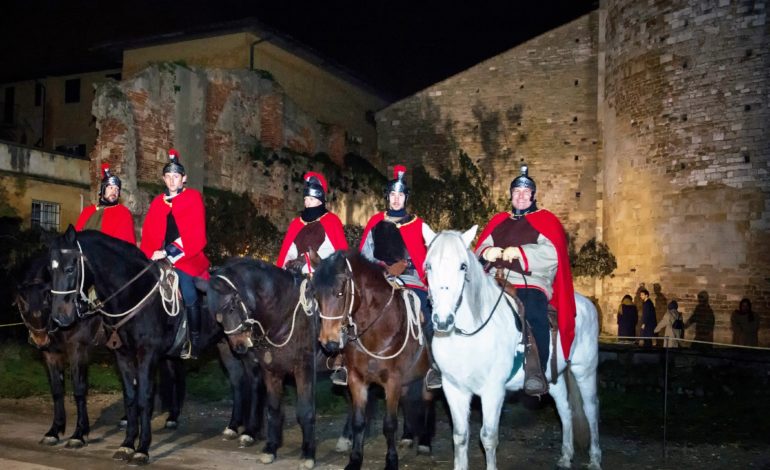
[1,0,598,100]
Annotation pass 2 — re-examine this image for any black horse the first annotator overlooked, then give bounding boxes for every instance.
[48,227,192,465]
[14,254,107,447]
[202,258,320,468]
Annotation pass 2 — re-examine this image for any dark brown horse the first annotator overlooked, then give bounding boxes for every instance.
[313,250,434,470]
[202,258,319,468]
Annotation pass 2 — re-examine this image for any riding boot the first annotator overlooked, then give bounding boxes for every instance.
[523,323,548,396]
[182,303,202,360]
[330,355,348,386]
[422,314,442,390]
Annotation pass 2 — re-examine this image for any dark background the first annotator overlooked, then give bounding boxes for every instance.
[1,0,598,99]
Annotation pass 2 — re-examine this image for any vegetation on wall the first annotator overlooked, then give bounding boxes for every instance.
[570,237,617,278]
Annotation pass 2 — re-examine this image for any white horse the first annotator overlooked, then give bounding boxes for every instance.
[423,227,601,470]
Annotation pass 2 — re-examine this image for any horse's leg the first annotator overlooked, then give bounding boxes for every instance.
[163,358,185,429]
[40,350,66,445]
[65,342,90,448]
[549,374,574,469]
[113,351,138,461]
[418,386,435,454]
[245,354,265,443]
[345,373,369,470]
[129,350,160,465]
[478,386,506,470]
[216,340,245,439]
[336,388,354,452]
[572,364,602,469]
[259,371,284,464]
[441,380,472,470]
[399,380,428,452]
[294,357,317,469]
[382,378,402,470]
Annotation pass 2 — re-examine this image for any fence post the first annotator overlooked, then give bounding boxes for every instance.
[662,342,669,461]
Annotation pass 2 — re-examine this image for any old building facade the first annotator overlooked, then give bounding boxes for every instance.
[377,1,769,344]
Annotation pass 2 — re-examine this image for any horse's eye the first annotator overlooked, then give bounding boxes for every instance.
[215,313,223,323]
[460,262,468,271]
[336,291,344,297]
[425,264,431,272]
[65,266,76,275]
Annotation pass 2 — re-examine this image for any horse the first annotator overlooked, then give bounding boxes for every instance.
[314,249,435,470]
[423,227,601,470]
[202,257,319,468]
[14,254,106,447]
[48,227,193,465]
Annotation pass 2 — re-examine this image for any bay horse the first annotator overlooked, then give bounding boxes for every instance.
[48,227,190,465]
[314,250,434,470]
[423,227,601,470]
[14,254,105,447]
[202,257,319,468]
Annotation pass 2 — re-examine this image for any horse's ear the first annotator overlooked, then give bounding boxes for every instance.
[194,277,209,292]
[64,224,77,243]
[422,224,437,246]
[307,247,322,269]
[461,225,478,248]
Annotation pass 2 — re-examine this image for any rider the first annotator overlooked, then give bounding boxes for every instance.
[329,164,441,390]
[75,163,136,244]
[140,148,211,360]
[276,171,348,275]
[474,165,576,396]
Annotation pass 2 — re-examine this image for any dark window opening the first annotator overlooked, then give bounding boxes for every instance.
[55,143,86,157]
[105,72,122,81]
[64,78,81,103]
[3,86,15,124]
[31,200,60,231]
[34,83,43,107]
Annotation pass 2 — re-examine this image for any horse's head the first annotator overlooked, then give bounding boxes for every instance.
[424,226,478,333]
[206,268,254,354]
[15,256,53,348]
[49,225,87,328]
[313,250,355,353]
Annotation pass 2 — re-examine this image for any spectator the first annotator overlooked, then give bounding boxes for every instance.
[654,300,684,348]
[639,288,656,348]
[617,294,638,342]
[731,298,759,347]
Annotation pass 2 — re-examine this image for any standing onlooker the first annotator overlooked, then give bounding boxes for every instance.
[639,288,656,348]
[731,298,759,347]
[654,300,685,348]
[617,294,638,342]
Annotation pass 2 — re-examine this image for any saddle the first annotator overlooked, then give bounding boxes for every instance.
[495,270,559,395]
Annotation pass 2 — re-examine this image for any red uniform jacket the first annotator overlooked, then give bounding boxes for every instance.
[276,212,349,268]
[359,212,427,281]
[476,210,576,359]
[75,204,136,245]
[140,188,210,279]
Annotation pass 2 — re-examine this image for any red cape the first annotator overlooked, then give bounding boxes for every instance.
[75,204,136,245]
[140,189,210,279]
[359,212,427,281]
[476,210,576,359]
[276,212,349,267]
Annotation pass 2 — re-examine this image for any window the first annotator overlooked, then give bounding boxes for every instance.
[34,83,44,107]
[64,78,80,103]
[105,72,122,81]
[31,200,60,231]
[54,143,86,157]
[3,86,14,124]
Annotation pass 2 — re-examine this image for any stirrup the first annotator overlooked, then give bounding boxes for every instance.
[425,368,442,390]
[331,366,348,386]
[524,373,548,396]
[180,340,198,360]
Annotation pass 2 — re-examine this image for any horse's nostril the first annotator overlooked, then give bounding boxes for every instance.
[432,313,439,324]
[325,341,340,353]
[447,314,455,326]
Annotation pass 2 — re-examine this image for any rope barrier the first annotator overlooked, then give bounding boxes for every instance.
[0,322,24,328]
[599,335,770,351]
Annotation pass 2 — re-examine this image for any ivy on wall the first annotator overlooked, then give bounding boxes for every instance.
[570,237,617,278]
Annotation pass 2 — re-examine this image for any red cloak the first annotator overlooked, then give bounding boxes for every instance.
[276,212,349,267]
[476,210,576,359]
[359,212,427,281]
[75,204,136,245]
[140,188,210,279]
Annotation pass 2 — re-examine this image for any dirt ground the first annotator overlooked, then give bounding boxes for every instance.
[1,392,768,470]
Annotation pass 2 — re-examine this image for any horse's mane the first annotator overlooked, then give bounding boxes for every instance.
[313,249,384,292]
[215,257,297,312]
[426,231,503,323]
[20,253,50,286]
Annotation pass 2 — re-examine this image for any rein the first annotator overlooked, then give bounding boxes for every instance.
[450,261,515,337]
[215,273,315,348]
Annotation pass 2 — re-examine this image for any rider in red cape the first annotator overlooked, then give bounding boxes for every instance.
[75,163,136,245]
[277,171,348,274]
[359,211,427,284]
[475,165,576,396]
[140,149,210,359]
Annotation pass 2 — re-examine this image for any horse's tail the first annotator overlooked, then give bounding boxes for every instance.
[566,364,590,452]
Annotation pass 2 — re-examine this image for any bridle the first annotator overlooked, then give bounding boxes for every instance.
[214,273,316,348]
[318,257,358,340]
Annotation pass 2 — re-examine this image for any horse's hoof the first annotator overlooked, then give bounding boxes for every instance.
[259,452,276,464]
[398,438,414,448]
[113,446,135,460]
[39,435,59,446]
[222,427,238,440]
[165,420,178,430]
[335,437,352,453]
[118,419,128,429]
[238,434,255,448]
[586,462,602,470]
[555,456,571,469]
[128,452,150,466]
[65,438,86,449]
[298,458,315,469]
[417,444,431,455]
